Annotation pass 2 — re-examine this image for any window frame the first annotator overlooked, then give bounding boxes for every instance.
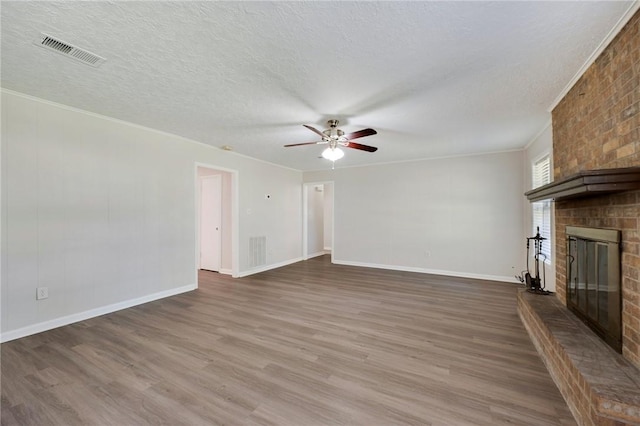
[531,154,552,264]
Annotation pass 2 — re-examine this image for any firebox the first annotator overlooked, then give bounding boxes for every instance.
[566,226,621,352]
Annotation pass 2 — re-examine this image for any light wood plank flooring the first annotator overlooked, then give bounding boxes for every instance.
[1,256,575,425]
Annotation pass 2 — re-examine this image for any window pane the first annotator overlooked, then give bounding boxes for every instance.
[532,155,551,261]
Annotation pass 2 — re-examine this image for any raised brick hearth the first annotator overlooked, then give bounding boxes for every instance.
[518,8,640,426]
[519,291,640,425]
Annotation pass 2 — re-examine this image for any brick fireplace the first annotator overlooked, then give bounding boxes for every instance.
[518,9,640,426]
[553,8,640,369]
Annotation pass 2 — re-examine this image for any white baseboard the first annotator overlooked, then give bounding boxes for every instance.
[332,259,518,284]
[323,246,332,251]
[0,283,197,343]
[236,257,304,278]
[219,268,233,275]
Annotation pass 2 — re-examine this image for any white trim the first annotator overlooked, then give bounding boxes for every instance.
[224,147,300,172]
[330,183,335,265]
[306,250,328,259]
[0,283,196,343]
[236,257,304,278]
[0,89,301,173]
[523,120,552,151]
[301,181,335,264]
[218,268,233,275]
[0,89,525,174]
[532,151,552,167]
[301,180,335,185]
[194,162,240,279]
[0,83,3,337]
[302,184,309,260]
[548,1,640,111]
[305,148,524,173]
[332,259,519,284]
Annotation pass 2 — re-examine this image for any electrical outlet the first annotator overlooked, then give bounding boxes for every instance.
[36,287,49,300]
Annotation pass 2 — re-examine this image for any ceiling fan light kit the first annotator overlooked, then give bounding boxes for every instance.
[284,120,378,165]
[322,147,344,161]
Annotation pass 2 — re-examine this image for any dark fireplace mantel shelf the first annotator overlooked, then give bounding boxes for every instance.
[525,167,640,202]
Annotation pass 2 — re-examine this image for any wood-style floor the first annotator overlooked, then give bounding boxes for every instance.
[1,256,575,425]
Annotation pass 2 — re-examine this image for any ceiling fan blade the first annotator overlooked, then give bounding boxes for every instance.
[284,141,325,147]
[303,124,326,138]
[344,141,378,152]
[345,128,377,140]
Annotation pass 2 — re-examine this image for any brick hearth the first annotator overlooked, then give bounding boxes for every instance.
[519,291,640,425]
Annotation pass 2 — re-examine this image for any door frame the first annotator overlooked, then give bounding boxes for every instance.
[302,181,334,262]
[194,163,239,281]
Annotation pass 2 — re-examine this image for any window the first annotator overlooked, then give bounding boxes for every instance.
[532,155,552,262]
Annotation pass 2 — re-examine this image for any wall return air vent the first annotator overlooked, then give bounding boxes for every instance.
[34,33,106,67]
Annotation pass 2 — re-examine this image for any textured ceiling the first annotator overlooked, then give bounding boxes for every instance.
[1,1,637,171]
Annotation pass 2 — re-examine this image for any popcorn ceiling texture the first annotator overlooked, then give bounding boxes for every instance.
[0,1,634,170]
[552,9,640,370]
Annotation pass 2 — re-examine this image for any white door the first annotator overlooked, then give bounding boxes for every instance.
[200,175,222,271]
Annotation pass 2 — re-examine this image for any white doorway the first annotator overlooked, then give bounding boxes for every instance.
[196,165,238,277]
[303,182,334,260]
[200,175,222,271]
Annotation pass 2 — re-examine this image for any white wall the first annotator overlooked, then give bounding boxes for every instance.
[304,151,525,282]
[524,122,556,291]
[1,90,302,340]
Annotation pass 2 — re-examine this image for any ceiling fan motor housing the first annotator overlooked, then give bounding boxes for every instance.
[323,120,344,141]
[323,128,344,139]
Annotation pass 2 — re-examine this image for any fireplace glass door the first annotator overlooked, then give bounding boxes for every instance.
[566,226,621,352]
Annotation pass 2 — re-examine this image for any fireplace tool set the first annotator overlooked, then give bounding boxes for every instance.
[517,227,552,295]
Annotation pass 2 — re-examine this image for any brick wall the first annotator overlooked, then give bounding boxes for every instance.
[552,10,640,369]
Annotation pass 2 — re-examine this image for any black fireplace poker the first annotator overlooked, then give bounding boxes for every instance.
[517,227,552,295]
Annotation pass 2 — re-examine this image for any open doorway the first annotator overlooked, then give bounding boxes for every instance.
[196,165,237,277]
[303,182,334,260]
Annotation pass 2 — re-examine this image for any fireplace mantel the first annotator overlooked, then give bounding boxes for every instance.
[525,167,640,202]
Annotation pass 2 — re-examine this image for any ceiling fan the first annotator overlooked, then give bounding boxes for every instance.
[284,119,378,161]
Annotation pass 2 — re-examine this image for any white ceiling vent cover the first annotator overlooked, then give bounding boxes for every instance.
[34,33,106,67]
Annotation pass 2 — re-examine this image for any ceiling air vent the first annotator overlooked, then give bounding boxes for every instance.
[34,33,106,67]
